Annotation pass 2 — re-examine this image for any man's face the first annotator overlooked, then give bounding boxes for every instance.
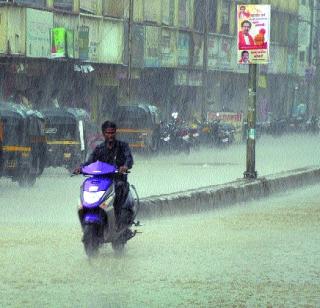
[103,128,116,143]
[242,52,249,62]
[242,22,251,34]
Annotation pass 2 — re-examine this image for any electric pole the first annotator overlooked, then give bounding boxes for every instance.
[244,0,258,179]
[127,0,133,103]
[202,0,209,121]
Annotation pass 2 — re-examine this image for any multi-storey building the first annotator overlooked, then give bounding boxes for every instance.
[0,0,314,124]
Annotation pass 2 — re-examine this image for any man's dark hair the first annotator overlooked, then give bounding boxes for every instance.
[241,50,249,56]
[241,20,251,28]
[101,120,117,132]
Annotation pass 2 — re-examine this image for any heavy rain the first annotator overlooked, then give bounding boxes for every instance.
[1,0,320,307]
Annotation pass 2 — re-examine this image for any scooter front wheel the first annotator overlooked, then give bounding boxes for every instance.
[111,241,125,254]
[83,224,100,258]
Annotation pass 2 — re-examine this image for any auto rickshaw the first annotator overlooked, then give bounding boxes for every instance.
[0,102,47,186]
[41,107,94,172]
[112,104,161,152]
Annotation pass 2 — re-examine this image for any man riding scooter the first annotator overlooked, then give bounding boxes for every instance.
[74,120,134,230]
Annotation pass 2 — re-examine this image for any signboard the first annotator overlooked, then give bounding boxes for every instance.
[26,8,53,58]
[51,28,66,58]
[237,4,270,64]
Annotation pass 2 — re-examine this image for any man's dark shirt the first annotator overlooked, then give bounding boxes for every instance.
[83,140,133,179]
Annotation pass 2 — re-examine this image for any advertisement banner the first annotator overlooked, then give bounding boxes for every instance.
[51,28,66,58]
[237,4,270,64]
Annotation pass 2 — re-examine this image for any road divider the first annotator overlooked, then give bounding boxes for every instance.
[138,166,320,218]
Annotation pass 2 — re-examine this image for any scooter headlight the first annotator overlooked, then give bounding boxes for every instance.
[83,191,105,204]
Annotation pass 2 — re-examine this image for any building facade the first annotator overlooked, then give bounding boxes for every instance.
[0,0,316,124]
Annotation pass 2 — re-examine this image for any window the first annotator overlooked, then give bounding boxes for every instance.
[103,0,124,18]
[220,1,231,34]
[3,118,23,145]
[178,0,187,27]
[54,0,72,11]
[144,0,161,23]
[288,16,298,46]
[299,51,305,62]
[194,0,205,32]
[208,0,217,33]
[80,0,97,14]
[162,0,175,25]
[14,0,46,7]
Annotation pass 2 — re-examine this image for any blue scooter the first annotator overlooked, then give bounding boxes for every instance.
[76,161,140,257]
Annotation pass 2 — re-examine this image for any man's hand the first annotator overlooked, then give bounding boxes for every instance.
[119,166,128,174]
[73,167,82,175]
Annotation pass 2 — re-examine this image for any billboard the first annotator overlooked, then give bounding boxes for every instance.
[237,4,270,64]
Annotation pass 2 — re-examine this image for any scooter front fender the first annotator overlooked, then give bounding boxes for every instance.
[84,213,102,224]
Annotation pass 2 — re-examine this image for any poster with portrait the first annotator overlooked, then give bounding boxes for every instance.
[237,4,270,64]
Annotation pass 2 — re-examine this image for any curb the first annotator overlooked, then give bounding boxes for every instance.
[138,166,320,218]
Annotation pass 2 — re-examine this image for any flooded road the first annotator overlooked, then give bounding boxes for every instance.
[1,134,320,306]
[1,182,320,307]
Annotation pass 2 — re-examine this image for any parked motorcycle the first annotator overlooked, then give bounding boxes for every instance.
[159,113,191,154]
[188,122,201,150]
[76,161,140,257]
[159,122,191,154]
[305,116,320,134]
[215,122,236,146]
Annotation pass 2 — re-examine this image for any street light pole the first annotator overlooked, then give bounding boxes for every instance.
[307,0,315,118]
[244,0,258,179]
[244,64,258,179]
[201,0,209,121]
[127,0,133,103]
